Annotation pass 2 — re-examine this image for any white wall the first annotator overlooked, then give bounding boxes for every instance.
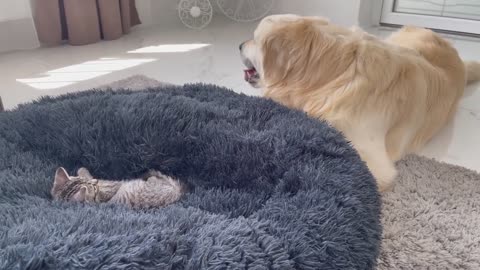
[136,0,249,27]
[0,0,38,53]
[137,0,183,27]
[273,0,379,27]
[273,0,361,26]
[135,0,153,25]
[137,0,380,28]
[0,0,381,53]
[0,0,32,21]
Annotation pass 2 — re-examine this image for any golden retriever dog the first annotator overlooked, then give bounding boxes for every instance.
[240,14,480,191]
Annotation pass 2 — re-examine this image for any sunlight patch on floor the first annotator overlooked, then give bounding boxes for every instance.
[17,58,156,90]
[127,43,210,53]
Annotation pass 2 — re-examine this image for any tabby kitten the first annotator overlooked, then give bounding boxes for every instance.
[51,167,185,209]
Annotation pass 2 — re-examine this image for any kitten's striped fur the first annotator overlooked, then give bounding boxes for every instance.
[51,167,184,209]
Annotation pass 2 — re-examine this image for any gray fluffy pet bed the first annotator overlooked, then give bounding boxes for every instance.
[0,84,381,269]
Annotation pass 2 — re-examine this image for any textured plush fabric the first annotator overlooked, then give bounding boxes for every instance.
[379,155,480,269]
[0,84,381,269]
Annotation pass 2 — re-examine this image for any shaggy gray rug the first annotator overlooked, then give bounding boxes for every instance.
[380,155,480,269]
[111,76,480,269]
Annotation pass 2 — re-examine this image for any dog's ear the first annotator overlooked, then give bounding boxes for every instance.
[261,20,330,88]
[261,30,288,85]
[261,19,344,91]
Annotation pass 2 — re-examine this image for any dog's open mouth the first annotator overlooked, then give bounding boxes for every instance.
[244,68,259,82]
[241,54,261,87]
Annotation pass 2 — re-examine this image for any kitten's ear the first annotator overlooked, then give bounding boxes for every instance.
[52,167,70,198]
[72,186,87,202]
[77,167,93,179]
[54,167,70,188]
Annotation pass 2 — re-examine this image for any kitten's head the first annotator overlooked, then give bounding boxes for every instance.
[51,167,98,203]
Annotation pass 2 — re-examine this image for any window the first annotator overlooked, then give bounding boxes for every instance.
[381,0,480,35]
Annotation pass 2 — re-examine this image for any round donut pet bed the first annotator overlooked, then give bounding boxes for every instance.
[0,84,381,269]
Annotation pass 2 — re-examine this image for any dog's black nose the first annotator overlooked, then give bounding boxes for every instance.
[239,42,244,51]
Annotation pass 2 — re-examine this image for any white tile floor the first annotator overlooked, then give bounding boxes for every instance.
[1,17,479,172]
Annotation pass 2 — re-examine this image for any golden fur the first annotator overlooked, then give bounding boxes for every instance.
[240,14,480,191]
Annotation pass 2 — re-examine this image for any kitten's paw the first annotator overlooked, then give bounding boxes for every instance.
[142,169,166,180]
[141,170,155,180]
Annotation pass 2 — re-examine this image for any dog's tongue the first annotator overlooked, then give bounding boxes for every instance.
[244,68,256,81]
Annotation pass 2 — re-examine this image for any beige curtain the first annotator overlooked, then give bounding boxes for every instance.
[31,0,141,46]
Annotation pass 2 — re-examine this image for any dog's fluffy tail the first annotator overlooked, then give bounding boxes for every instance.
[465,61,480,85]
